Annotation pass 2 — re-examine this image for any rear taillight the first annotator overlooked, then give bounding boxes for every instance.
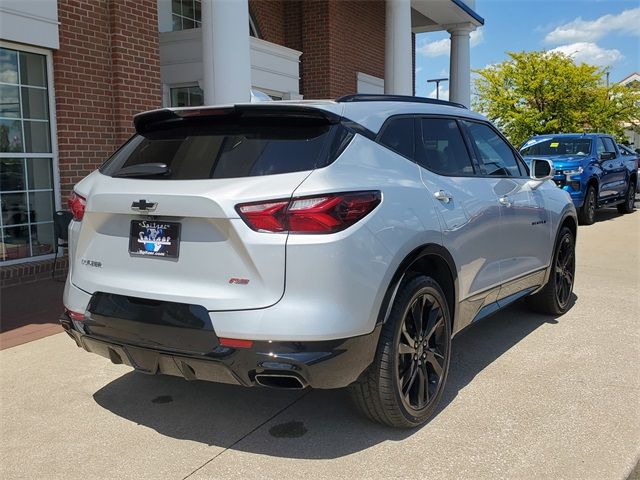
[65,308,85,321]
[68,191,86,221]
[236,191,381,234]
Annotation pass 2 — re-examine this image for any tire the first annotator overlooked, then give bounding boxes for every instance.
[349,275,452,428]
[578,185,597,225]
[617,180,636,214]
[526,226,575,316]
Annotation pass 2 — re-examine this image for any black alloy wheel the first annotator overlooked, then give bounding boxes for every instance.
[397,292,448,412]
[526,226,576,316]
[579,186,596,225]
[349,275,452,428]
[554,233,575,310]
[617,181,636,214]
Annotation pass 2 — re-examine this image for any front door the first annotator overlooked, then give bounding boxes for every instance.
[461,120,552,288]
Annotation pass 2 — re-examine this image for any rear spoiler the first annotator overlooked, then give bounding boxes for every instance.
[133,105,343,134]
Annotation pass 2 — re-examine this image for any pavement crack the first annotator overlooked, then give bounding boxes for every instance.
[181,390,311,479]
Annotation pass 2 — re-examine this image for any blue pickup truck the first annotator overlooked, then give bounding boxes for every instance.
[520,133,637,224]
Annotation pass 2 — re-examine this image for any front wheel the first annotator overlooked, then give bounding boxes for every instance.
[617,181,636,214]
[526,226,575,316]
[349,276,452,428]
[578,185,596,225]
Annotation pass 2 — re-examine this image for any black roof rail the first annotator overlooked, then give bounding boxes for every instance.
[335,94,467,109]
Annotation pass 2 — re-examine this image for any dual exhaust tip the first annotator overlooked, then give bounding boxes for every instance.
[254,373,307,389]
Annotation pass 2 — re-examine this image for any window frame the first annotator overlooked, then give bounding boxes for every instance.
[0,41,60,266]
[459,119,529,178]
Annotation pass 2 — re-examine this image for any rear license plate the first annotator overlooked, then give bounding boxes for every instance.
[129,220,180,258]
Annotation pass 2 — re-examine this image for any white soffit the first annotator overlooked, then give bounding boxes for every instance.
[0,1,59,49]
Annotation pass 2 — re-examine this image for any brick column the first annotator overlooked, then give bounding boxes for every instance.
[53,0,162,202]
[109,0,162,145]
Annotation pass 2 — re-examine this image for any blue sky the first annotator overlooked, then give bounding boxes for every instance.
[415,0,640,99]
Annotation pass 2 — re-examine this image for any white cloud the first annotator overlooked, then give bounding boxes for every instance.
[550,42,624,66]
[416,66,423,73]
[418,38,450,57]
[470,28,484,47]
[417,28,484,57]
[427,85,449,101]
[544,8,640,44]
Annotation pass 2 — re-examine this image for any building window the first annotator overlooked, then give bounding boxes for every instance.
[0,47,56,262]
[168,0,258,36]
[172,0,201,31]
[170,85,204,107]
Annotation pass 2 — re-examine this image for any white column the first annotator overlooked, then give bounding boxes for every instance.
[201,0,252,105]
[384,0,412,95]
[448,23,475,107]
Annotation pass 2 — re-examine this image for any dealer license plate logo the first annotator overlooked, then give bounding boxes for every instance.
[129,220,180,258]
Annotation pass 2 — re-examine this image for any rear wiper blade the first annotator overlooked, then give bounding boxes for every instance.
[112,163,169,178]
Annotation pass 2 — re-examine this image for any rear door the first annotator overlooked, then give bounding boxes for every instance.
[71,110,345,310]
[596,136,626,199]
[412,116,504,301]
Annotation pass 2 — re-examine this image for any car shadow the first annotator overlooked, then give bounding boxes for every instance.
[93,294,576,459]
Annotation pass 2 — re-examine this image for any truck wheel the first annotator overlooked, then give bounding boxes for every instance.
[578,185,596,225]
[617,181,636,214]
[349,275,452,428]
[526,226,575,316]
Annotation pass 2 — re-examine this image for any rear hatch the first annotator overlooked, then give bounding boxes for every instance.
[71,105,349,310]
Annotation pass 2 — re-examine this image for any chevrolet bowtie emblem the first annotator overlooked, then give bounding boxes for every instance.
[131,199,157,212]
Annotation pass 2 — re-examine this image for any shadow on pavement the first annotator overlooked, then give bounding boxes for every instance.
[93,295,576,459]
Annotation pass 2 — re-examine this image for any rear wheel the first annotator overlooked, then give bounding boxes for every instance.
[578,185,597,225]
[617,181,636,214]
[349,276,452,428]
[526,226,575,316]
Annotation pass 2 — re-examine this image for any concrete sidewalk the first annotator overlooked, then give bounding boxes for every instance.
[1,209,638,479]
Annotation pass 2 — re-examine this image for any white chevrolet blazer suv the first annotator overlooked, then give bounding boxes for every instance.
[61,95,577,428]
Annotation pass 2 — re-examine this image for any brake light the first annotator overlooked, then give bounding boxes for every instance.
[236,191,381,233]
[68,191,86,221]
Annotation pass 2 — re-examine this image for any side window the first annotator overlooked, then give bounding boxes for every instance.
[463,121,522,177]
[602,137,617,154]
[417,118,475,176]
[596,138,606,156]
[378,117,414,159]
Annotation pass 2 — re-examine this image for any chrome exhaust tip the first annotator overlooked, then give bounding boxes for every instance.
[254,373,307,389]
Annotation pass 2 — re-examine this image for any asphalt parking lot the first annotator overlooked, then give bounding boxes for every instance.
[1,208,638,480]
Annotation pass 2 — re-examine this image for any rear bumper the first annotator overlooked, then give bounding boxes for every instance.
[59,306,380,389]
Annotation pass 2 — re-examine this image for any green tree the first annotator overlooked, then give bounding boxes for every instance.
[473,50,640,147]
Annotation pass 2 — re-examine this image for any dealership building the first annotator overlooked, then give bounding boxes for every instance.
[0,0,483,283]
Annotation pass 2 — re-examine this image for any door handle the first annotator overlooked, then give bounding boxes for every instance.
[499,195,512,207]
[434,190,453,203]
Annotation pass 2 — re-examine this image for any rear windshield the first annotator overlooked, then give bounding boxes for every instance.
[100,117,349,179]
[519,137,592,157]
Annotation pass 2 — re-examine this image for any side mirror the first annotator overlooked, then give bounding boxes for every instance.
[599,152,616,161]
[530,158,555,181]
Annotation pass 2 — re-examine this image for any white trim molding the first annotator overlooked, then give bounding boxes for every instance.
[0,2,60,49]
[357,72,385,94]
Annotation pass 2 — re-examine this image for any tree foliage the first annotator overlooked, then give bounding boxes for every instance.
[473,51,640,147]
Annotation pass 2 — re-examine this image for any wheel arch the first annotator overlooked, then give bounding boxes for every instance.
[377,244,458,330]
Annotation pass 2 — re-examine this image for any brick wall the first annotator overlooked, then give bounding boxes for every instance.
[250,0,387,100]
[0,0,162,288]
[325,0,385,98]
[53,0,161,202]
[249,0,286,45]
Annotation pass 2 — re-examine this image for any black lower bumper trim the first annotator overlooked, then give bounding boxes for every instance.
[60,311,380,389]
